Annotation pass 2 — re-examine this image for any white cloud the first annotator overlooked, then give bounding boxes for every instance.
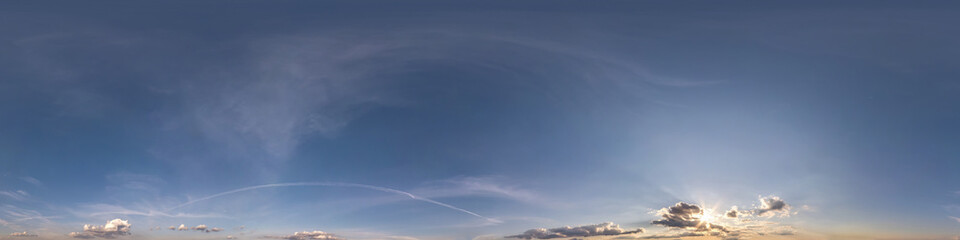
[8,232,38,238]
[185,224,223,233]
[263,230,342,240]
[193,224,208,231]
[69,218,131,239]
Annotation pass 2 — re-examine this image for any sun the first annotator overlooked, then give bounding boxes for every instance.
[697,209,719,224]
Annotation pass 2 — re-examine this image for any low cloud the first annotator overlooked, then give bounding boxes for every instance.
[506,222,643,239]
[68,219,131,239]
[651,202,727,233]
[165,224,222,233]
[9,232,38,238]
[192,224,208,232]
[755,196,790,217]
[262,230,342,240]
[772,230,795,235]
[172,224,189,231]
[633,196,797,239]
[192,224,224,233]
[725,206,739,218]
[638,231,721,239]
[756,226,798,236]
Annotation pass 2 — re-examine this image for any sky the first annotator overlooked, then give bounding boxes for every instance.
[1,1,960,240]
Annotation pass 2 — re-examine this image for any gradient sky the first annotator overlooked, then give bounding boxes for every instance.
[2,1,960,240]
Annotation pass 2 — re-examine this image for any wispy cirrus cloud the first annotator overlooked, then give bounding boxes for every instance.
[413,176,542,204]
[19,177,42,187]
[166,182,500,224]
[77,203,224,219]
[159,35,407,170]
[0,190,30,202]
[0,204,58,224]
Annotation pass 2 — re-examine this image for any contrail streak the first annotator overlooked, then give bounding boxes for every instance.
[166,182,501,224]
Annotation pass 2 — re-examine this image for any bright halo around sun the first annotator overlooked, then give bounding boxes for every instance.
[697,209,718,225]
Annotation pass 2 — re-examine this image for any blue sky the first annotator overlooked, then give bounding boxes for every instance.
[1,1,960,240]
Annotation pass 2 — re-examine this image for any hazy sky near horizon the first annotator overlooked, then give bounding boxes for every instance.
[2,1,960,240]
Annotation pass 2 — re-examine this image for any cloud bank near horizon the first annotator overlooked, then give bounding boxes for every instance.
[506,222,643,239]
[68,219,131,239]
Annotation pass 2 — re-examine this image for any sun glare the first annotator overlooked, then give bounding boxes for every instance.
[698,209,718,224]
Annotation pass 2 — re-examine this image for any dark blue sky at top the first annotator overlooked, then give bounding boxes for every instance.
[1,1,960,239]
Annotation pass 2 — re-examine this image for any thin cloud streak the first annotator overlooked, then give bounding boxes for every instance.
[167,182,501,224]
[19,177,43,187]
[0,191,30,202]
[78,204,224,219]
[414,176,542,204]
